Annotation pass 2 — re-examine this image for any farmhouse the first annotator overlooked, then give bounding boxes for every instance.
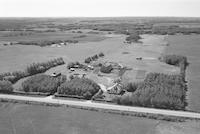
[107,83,124,95]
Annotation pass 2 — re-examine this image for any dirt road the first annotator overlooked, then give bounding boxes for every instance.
[0,94,200,119]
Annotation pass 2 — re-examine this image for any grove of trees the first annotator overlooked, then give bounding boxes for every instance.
[115,73,187,110]
[100,64,113,73]
[57,78,100,99]
[159,54,188,78]
[125,33,142,43]
[152,26,200,35]
[22,74,66,94]
[0,80,13,93]
[84,52,104,64]
[67,61,80,69]
[18,39,78,47]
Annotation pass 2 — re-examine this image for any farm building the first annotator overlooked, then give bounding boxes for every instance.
[107,83,124,95]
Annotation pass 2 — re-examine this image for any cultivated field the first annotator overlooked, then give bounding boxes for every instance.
[165,35,200,112]
[0,102,199,134]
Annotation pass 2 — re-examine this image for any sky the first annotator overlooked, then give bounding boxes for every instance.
[0,0,200,17]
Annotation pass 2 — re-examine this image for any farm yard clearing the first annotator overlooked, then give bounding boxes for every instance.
[1,31,180,102]
[44,34,179,85]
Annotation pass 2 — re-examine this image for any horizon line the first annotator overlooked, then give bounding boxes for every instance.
[0,16,200,18]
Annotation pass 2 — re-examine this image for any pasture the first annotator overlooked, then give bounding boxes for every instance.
[165,35,200,112]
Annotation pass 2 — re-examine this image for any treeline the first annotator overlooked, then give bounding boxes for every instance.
[152,26,200,35]
[0,57,65,83]
[22,74,66,94]
[125,33,142,43]
[159,54,188,78]
[84,52,104,64]
[17,40,78,47]
[57,78,100,99]
[67,61,81,69]
[115,73,187,110]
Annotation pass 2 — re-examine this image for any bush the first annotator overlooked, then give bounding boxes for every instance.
[22,74,66,94]
[85,57,92,64]
[100,65,113,73]
[67,61,81,69]
[0,80,13,93]
[115,73,187,110]
[160,55,188,67]
[116,93,133,105]
[99,52,105,57]
[57,78,100,99]
[159,54,188,78]
[67,62,75,69]
[123,82,142,92]
[91,54,98,61]
[84,52,104,64]
[69,75,74,80]
[125,33,141,43]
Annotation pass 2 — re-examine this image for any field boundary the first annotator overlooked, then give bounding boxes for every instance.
[0,96,199,122]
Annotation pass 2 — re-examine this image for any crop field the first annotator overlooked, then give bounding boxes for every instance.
[0,102,199,134]
[165,35,200,112]
[0,102,157,134]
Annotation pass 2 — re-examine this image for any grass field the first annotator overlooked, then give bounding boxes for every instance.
[165,35,200,112]
[0,102,199,134]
